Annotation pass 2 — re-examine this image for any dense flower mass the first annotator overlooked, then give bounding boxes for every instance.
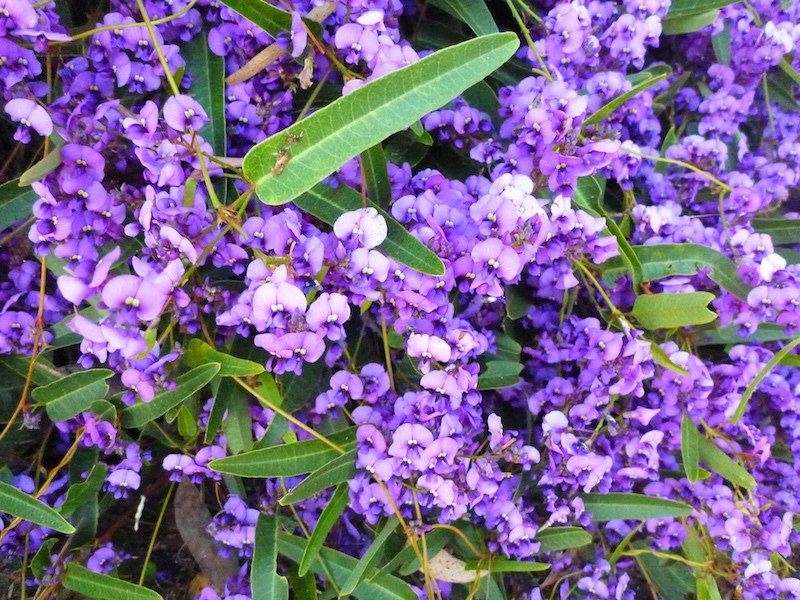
[2,0,800,598]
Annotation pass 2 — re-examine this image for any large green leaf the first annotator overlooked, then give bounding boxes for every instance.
[360,144,392,208]
[0,178,37,231]
[0,480,75,534]
[63,564,163,600]
[217,0,323,40]
[667,0,738,18]
[634,546,695,600]
[252,515,289,600]
[681,412,700,484]
[299,483,349,577]
[535,527,592,552]
[581,493,693,521]
[631,292,717,330]
[293,183,445,275]
[120,363,221,428]
[183,23,226,156]
[209,427,357,477]
[242,33,519,205]
[476,360,523,390]
[30,368,113,423]
[280,531,417,600]
[341,517,399,596]
[599,243,750,300]
[279,449,356,505]
[183,339,264,377]
[752,217,800,245]
[428,0,498,36]
[696,436,756,490]
[662,9,719,34]
[583,65,670,126]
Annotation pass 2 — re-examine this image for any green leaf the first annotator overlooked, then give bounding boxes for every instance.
[299,483,349,576]
[599,243,751,300]
[697,322,794,345]
[279,449,356,505]
[573,175,643,287]
[505,284,532,320]
[428,0,498,36]
[583,65,670,126]
[219,378,254,453]
[281,531,417,600]
[662,9,718,34]
[217,0,322,40]
[293,183,445,275]
[667,0,737,18]
[681,413,700,483]
[120,363,221,428]
[465,559,549,573]
[252,515,289,600]
[0,178,37,231]
[0,355,62,386]
[209,427,357,477]
[581,492,693,521]
[476,360,523,390]
[63,564,163,600]
[360,144,392,207]
[631,292,717,330]
[389,528,452,576]
[59,463,108,518]
[712,24,731,65]
[780,57,800,86]
[31,538,57,580]
[31,368,113,423]
[731,335,800,423]
[243,33,519,205]
[340,517,399,596]
[0,480,75,534]
[19,145,63,187]
[649,343,689,376]
[183,23,226,156]
[766,70,800,112]
[183,339,264,377]
[634,547,695,600]
[535,527,592,552]
[696,436,756,489]
[752,217,800,245]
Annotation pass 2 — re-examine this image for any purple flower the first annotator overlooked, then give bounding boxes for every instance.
[254,331,326,375]
[101,275,170,322]
[334,207,388,249]
[163,94,208,132]
[0,0,37,35]
[4,98,52,143]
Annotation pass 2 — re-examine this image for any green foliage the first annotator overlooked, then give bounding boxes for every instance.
[30,368,113,422]
[243,33,519,205]
[476,360,523,390]
[681,412,700,483]
[252,515,289,600]
[696,436,757,490]
[535,527,593,552]
[62,564,163,600]
[0,178,37,231]
[184,339,264,377]
[631,292,717,330]
[581,492,693,521]
[341,517,400,595]
[182,24,226,155]
[279,449,356,505]
[428,0,499,36]
[583,65,670,126]
[299,483,350,577]
[0,480,75,533]
[217,0,323,40]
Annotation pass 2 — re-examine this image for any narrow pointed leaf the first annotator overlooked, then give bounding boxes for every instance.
[243,33,519,205]
[31,368,113,423]
[464,559,549,573]
[662,9,718,34]
[120,363,221,428]
[583,65,670,126]
[696,436,756,490]
[209,427,357,477]
[360,144,392,208]
[752,217,800,245]
[299,483,349,577]
[535,527,592,552]
[667,0,738,18]
[63,564,163,600]
[279,449,356,505]
[59,463,108,518]
[581,492,693,521]
[19,145,63,186]
[429,0,498,36]
[599,243,751,300]
[293,183,445,275]
[281,530,417,600]
[0,480,75,534]
[631,292,717,330]
[217,0,323,40]
[184,339,264,377]
[252,515,289,600]
[0,178,37,230]
[341,517,399,596]
[681,413,700,483]
[183,23,226,155]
